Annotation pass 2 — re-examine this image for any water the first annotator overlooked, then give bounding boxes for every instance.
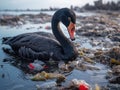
[0,10,97,16]
[0,11,108,90]
[0,11,54,16]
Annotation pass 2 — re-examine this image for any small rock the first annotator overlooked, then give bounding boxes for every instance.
[109,75,120,84]
[112,65,120,75]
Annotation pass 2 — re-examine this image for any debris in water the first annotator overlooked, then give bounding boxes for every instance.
[31,71,65,81]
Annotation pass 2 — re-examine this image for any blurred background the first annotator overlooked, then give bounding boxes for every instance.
[0,0,119,10]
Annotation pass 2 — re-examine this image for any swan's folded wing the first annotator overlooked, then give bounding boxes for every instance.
[18,46,50,61]
[3,32,61,60]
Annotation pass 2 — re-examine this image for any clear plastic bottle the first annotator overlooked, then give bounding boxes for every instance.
[36,81,57,90]
[28,60,45,71]
[28,63,43,71]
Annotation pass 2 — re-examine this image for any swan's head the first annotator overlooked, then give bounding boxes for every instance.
[59,8,76,41]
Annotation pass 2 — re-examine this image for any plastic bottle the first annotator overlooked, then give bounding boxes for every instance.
[28,63,43,71]
[28,60,48,71]
[36,81,57,90]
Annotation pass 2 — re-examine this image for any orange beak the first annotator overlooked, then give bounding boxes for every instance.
[67,22,76,41]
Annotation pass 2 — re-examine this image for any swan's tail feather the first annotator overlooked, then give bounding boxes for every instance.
[2,35,26,45]
[2,47,15,56]
[2,37,11,44]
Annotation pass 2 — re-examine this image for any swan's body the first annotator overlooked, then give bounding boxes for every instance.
[3,8,78,62]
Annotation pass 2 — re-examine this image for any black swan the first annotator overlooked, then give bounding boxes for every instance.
[3,8,78,62]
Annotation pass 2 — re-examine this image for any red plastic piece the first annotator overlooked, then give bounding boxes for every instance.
[29,63,35,70]
[43,65,48,69]
[79,84,89,90]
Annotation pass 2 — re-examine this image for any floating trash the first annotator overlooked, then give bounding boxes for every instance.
[36,81,57,90]
[31,71,65,81]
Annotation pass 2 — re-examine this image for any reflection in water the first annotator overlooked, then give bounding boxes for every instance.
[0,65,5,79]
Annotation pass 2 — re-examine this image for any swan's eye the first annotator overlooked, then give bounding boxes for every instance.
[68,17,71,21]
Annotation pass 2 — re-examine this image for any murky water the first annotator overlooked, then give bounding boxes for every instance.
[0,11,108,90]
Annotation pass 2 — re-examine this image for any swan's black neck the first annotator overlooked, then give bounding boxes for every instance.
[52,12,78,61]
